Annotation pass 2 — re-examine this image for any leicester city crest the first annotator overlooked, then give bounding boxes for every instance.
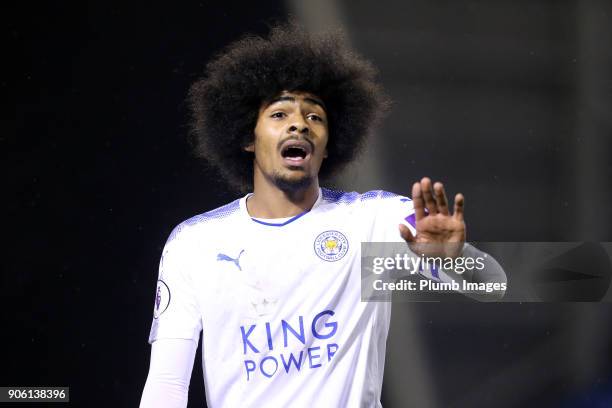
[314,230,349,262]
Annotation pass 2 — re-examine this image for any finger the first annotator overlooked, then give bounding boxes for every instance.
[453,193,465,221]
[412,182,426,221]
[421,177,438,215]
[433,182,450,215]
[399,224,415,242]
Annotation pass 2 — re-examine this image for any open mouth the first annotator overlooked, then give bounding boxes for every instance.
[280,139,312,165]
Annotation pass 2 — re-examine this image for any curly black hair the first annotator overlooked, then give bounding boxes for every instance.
[187,22,389,192]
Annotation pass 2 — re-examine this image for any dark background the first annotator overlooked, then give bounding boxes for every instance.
[4,1,612,407]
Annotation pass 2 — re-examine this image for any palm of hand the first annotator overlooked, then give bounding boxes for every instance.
[414,214,465,244]
[399,177,466,258]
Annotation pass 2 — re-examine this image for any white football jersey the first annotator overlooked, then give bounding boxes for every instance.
[148,188,416,408]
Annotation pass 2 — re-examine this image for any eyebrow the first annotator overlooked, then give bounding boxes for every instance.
[266,95,326,111]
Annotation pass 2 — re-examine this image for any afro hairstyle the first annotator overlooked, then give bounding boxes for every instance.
[187,22,389,192]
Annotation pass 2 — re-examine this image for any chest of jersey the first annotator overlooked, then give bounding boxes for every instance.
[194,207,373,380]
[206,216,361,317]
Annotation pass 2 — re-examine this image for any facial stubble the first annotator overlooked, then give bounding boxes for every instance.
[271,168,314,194]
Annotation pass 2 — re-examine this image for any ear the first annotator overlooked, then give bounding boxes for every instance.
[244,142,255,153]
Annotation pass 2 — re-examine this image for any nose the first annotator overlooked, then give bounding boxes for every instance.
[288,118,309,136]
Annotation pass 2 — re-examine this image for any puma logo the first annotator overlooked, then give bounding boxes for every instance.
[217,249,245,271]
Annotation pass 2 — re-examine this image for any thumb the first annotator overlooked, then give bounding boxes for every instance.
[399,224,415,243]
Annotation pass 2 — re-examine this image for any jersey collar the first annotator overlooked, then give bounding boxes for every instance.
[240,188,323,227]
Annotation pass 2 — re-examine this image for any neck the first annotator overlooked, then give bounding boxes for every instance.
[246,169,320,219]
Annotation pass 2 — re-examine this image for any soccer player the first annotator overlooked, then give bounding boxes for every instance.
[140,23,506,407]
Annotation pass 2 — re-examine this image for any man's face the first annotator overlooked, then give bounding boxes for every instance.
[247,90,329,192]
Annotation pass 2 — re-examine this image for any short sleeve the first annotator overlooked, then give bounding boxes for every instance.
[148,224,203,344]
[368,192,416,242]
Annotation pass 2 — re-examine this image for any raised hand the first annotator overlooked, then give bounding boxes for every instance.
[399,177,466,258]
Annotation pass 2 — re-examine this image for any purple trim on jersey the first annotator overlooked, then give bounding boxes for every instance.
[405,213,416,228]
[321,188,402,204]
[361,190,383,201]
[321,188,359,204]
[431,266,440,280]
[400,197,417,228]
[166,224,183,244]
[360,190,380,200]
[166,200,241,243]
[185,199,241,225]
[381,191,399,199]
[361,190,402,201]
[251,210,309,227]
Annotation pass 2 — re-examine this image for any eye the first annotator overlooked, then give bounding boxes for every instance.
[270,111,286,119]
[307,114,323,122]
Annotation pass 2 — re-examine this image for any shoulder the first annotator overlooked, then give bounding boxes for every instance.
[319,188,414,228]
[164,198,243,248]
[320,187,411,209]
